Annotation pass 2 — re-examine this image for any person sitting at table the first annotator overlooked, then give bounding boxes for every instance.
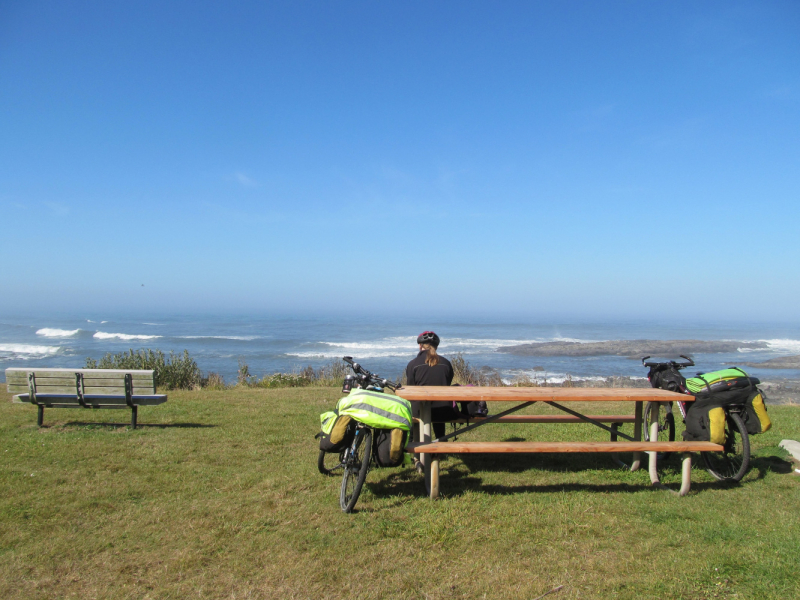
[406,331,459,444]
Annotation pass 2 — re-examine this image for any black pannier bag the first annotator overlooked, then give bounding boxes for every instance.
[316,411,355,453]
[649,366,687,393]
[373,428,408,468]
[683,368,770,442]
[460,400,489,418]
[682,387,751,443]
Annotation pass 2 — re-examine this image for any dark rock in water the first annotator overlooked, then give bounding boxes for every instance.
[737,355,800,370]
[497,339,768,357]
[755,379,800,404]
[532,366,545,371]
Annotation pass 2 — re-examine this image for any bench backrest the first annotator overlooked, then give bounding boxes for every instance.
[5,368,156,397]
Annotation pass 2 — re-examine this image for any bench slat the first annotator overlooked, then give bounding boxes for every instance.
[6,372,154,382]
[13,394,168,406]
[6,376,154,387]
[409,441,723,454]
[6,368,155,376]
[7,384,156,395]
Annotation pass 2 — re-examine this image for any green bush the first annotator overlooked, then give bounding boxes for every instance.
[235,359,350,389]
[85,349,202,390]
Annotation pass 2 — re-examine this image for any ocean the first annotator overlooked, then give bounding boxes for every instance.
[1,313,799,385]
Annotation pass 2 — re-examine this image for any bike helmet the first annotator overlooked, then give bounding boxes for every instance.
[416,331,440,348]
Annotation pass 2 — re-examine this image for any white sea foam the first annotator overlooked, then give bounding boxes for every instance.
[286,335,599,359]
[501,370,648,385]
[0,343,61,360]
[93,332,162,341]
[762,339,800,354]
[178,335,260,341]
[36,328,80,338]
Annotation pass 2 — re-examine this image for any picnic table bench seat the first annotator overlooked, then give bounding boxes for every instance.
[5,368,167,428]
[398,385,716,497]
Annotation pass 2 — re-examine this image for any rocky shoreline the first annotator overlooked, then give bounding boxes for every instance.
[497,339,768,357]
[738,355,800,369]
[535,375,799,404]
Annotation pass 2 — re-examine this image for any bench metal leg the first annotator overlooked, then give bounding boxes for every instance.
[631,401,643,472]
[680,452,692,496]
[37,405,44,427]
[131,406,138,429]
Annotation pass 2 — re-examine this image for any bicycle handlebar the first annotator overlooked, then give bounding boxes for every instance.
[641,355,695,369]
[342,356,400,391]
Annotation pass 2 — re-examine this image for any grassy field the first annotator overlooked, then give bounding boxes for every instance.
[1,385,799,600]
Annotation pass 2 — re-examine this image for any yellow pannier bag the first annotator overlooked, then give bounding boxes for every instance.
[708,407,727,445]
[746,392,772,434]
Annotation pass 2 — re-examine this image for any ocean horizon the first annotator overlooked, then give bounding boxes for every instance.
[2,312,800,385]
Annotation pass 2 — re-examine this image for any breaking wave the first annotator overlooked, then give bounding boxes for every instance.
[93,332,162,341]
[36,328,81,338]
[177,335,261,341]
[286,336,588,359]
[0,344,61,361]
[762,339,800,354]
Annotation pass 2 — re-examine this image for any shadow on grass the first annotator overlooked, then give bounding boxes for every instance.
[55,422,215,429]
[364,454,756,500]
[457,452,632,473]
[749,454,794,478]
[366,468,732,499]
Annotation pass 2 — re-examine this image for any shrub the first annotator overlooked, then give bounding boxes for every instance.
[85,349,202,390]
[201,372,227,390]
[451,353,504,386]
[234,359,350,389]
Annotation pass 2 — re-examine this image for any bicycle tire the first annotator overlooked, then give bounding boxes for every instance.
[318,449,345,476]
[340,429,372,513]
[643,401,676,460]
[701,411,750,482]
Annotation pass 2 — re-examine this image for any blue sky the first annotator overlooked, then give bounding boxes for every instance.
[1,1,798,320]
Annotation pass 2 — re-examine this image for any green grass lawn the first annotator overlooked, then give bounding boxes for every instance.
[1,386,799,599]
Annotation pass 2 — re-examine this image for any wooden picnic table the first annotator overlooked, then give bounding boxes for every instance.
[396,386,719,497]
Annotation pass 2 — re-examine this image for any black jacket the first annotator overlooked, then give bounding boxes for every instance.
[406,351,454,409]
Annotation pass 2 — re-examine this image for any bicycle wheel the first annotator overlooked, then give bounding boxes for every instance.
[702,412,750,482]
[318,449,345,476]
[340,429,372,513]
[643,402,675,460]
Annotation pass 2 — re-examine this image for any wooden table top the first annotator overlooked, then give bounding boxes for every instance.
[396,386,692,402]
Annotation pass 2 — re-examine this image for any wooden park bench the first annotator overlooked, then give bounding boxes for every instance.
[400,386,724,497]
[5,368,167,429]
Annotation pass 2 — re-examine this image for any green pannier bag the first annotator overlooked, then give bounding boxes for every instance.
[685,368,758,395]
[336,389,413,432]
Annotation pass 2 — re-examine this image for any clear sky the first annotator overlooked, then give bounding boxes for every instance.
[1,1,798,321]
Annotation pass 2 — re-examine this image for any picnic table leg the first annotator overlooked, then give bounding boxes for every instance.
[420,401,439,499]
[429,456,440,499]
[679,452,692,496]
[630,401,643,471]
[648,402,660,485]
